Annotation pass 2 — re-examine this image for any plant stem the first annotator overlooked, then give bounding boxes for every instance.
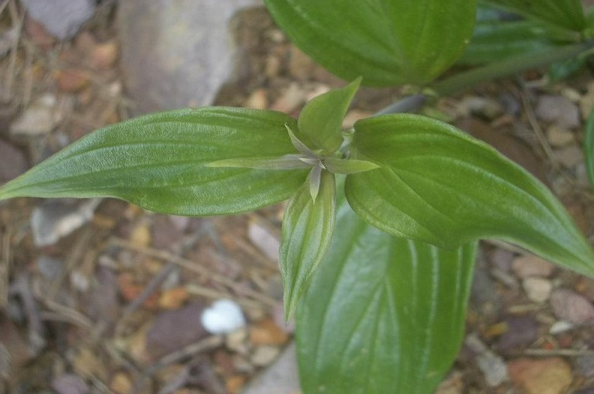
[433,40,594,96]
[378,40,594,115]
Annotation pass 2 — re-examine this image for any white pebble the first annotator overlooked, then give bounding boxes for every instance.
[201,299,246,334]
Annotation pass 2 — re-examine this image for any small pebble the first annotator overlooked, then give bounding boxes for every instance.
[201,299,246,335]
[250,345,280,367]
[511,255,555,278]
[546,125,574,147]
[555,145,584,168]
[549,320,574,335]
[225,327,249,354]
[508,357,572,394]
[465,334,509,386]
[550,288,594,325]
[522,277,552,303]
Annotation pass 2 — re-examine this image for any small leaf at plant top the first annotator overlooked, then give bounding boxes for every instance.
[347,114,594,278]
[297,78,360,153]
[482,0,586,31]
[585,107,594,191]
[323,157,379,174]
[280,170,336,320]
[206,155,311,170]
[0,108,308,215]
[297,181,477,394]
[264,0,477,86]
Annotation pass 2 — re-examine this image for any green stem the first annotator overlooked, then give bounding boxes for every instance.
[377,40,594,115]
[433,40,594,96]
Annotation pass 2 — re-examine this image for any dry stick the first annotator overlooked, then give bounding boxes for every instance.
[523,348,594,357]
[39,297,93,330]
[517,84,562,172]
[109,237,280,308]
[146,335,223,374]
[3,0,23,103]
[49,226,95,299]
[10,274,46,352]
[0,229,11,310]
[185,283,265,310]
[121,262,176,317]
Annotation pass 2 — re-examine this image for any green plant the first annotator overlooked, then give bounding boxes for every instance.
[3,0,594,393]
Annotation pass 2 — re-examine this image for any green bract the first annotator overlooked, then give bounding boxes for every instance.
[263,0,477,86]
[297,184,477,394]
[0,108,309,215]
[347,114,594,277]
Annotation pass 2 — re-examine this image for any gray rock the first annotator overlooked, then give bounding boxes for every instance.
[20,0,95,40]
[242,342,300,394]
[30,198,101,247]
[550,288,594,325]
[10,94,61,137]
[536,95,580,129]
[495,316,538,353]
[118,0,262,115]
[465,334,509,387]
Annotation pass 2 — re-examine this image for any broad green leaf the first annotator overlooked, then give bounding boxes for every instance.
[585,107,594,190]
[346,114,594,278]
[280,170,336,319]
[482,0,586,31]
[297,184,477,394]
[263,0,477,86]
[460,6,555,65]
[298,78,360,153]
[0,108,308,215]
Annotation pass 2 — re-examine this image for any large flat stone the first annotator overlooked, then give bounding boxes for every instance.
[117,0,261,115]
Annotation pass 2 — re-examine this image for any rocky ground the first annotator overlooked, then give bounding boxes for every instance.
[2,1,594,394]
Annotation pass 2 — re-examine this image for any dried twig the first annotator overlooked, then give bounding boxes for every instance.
[121,262,176,317]
[109,237,281,308]
[0,229,11,310]
[523,348,594,357]
[146,335,223,374]
[4,0,24,103]
[49,226,95,299]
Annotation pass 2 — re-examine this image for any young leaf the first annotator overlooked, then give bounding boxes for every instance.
[482,0,586,31]
[323,157,380,174]
[0,108,308,215]
[297,78,360,153]
[280,170,336,320]
[297,184,477,394]
[263,0,477,86]
[347,114,594,278]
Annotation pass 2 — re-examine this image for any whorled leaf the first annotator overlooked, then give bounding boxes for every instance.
[346,114,594,278]
[280,170,336,320]
[297,182,477,394]
[297,78,360,153]
[482,0,586,31]
[0,108,308,215]
[263,0,477,86]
